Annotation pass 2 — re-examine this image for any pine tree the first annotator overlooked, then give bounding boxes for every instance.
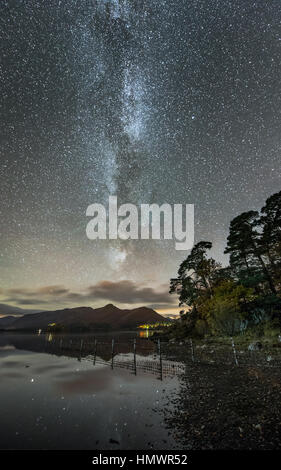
[259,190,281,289]
[170,241,220,309]
[225,211,277,295]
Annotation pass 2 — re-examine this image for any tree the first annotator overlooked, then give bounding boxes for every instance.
[225,211,277,296]
[170,241,221,310]
[169,190,281,339]
[259,190,281,290]
[199,280,254,335]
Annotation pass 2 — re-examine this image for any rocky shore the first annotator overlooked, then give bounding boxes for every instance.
[163,341,281,449]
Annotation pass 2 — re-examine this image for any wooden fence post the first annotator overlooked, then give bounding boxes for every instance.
[231,337,239,366]
[133,339,137,375]
[94,339,97,365]
[111,339,115,369]
[158,339,163,381]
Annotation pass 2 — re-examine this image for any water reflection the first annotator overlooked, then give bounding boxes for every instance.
[0,333,182,450]
[0,332,184,379]
[138,329,154,338]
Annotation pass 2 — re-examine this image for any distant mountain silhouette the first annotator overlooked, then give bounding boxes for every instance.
[0,315,18,328]
[6,304,164,331]
[0,303,39,316]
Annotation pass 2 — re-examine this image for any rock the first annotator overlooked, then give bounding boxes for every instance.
[248,341,263,351]
[253,424,262,434]
[109,438,120,445]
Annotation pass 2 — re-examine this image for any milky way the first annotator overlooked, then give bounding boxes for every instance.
[0,1,280,312]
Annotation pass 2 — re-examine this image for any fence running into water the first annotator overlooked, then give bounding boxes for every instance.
[43,334,281,380]
[44,335,185,380]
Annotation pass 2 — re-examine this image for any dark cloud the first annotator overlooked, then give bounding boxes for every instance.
[0,280,174,308]
[37,286,69,296]
[85,280,174,305]
[6,285,69,297]
[5,298,50,306]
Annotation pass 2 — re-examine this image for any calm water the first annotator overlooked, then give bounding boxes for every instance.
[0,333,182,450]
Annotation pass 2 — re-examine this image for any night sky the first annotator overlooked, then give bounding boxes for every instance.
[0,0,280,314]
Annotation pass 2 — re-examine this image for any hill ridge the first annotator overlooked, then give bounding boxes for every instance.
[5,304,164,331]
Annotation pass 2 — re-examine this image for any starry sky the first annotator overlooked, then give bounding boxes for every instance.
[0,0,280,315]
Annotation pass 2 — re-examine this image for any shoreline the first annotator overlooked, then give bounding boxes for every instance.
[163,342,281,449]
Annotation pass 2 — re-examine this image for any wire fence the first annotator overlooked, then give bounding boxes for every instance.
[43,334,281,380]
[44,335,185,380]
[162,337,281,368]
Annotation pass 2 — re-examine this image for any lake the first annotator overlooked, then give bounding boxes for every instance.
[0,332,183,450]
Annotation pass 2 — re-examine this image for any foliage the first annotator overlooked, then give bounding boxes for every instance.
[199,280,254,335]
[194,319,209,338]
[170,241,221,309]
[170,190,281,338]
